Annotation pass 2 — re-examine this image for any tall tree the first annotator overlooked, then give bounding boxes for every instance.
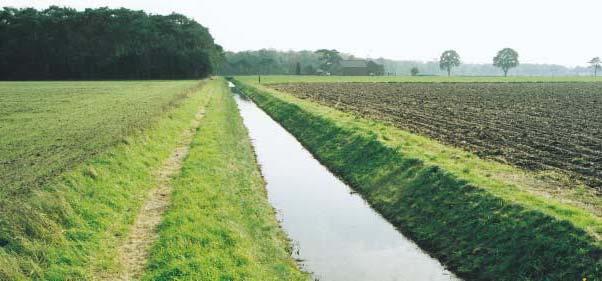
[410,67,419,76]
[303,65,316,75]
[493,48,519,77]
[0,7,223,80]
[315,49,342,73]
[588,57,601,77]
[439,50,461,76]
[295,62,302,75]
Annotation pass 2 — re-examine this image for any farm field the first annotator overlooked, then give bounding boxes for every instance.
[0,79,210,279]
[7,2,602,280]
[232,77,602,280]
[0,79,306,280]
[247,75,602,84]
[270,82,602,191]
[0,80,201,194]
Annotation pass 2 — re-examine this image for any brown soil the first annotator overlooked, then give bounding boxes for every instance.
[270,82,602,191]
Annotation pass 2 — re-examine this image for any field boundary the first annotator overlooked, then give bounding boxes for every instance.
[232,78,601,281]
[104,108,205,281]
[140,79,308,280]
[0,81,211,280]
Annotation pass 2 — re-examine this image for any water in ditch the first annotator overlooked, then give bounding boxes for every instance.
[231,83,459,281]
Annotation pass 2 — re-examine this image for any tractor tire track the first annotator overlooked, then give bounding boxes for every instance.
[102,108,205,281]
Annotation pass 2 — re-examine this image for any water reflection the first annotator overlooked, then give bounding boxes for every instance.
[231,83,459,281]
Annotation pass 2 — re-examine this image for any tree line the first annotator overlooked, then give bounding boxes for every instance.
[220,49,323,75]
[439,48,519,77]
[438,49,602,77]
[2,6,596,79]
[0,6,224,80]
[222,49,597,77]
[223,49,382,75]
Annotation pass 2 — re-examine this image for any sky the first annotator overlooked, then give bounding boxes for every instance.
[3,0,602,66]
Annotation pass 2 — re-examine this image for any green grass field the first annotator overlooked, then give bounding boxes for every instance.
[142,80,307,281]
[0,80,201,194]
[0,79,305,280]
[242,75,602,84]
[0,79,210,280]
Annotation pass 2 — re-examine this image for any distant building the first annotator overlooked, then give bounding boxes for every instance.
[366,61,385,76]
[339,60,384,76]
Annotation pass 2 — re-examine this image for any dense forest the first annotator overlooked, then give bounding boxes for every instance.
[0,6,224,80]
[222,49,592,76]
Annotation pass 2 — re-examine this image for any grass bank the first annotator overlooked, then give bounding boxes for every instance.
[0,80,211,280]
[141,79,307,280]
[232,77,601,281]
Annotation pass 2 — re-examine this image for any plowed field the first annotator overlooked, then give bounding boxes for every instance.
[270,82,602,191]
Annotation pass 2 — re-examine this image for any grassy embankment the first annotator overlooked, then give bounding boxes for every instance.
[248,75,602,84]
[0,79,306,280]
[141,79,307,281]
[0,80,207,280]
[232,76,601,281]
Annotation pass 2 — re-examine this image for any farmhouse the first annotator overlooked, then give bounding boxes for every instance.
[340,60,384,76]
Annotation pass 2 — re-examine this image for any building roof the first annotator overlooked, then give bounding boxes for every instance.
[340,60,368,68]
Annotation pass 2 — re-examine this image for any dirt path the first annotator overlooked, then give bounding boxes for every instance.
[106,109,205,281]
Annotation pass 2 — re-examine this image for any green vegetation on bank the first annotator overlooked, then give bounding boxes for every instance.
[241,75,602,84]
[232,77,601,280]
[142,79,307,280]
[0,80,211,280]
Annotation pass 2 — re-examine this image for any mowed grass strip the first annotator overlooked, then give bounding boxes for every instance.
[0,80,200,194]
[0,80,211,280]
[142,80,307,281]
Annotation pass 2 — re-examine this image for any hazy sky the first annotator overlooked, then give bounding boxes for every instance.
[4,0,602,66]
